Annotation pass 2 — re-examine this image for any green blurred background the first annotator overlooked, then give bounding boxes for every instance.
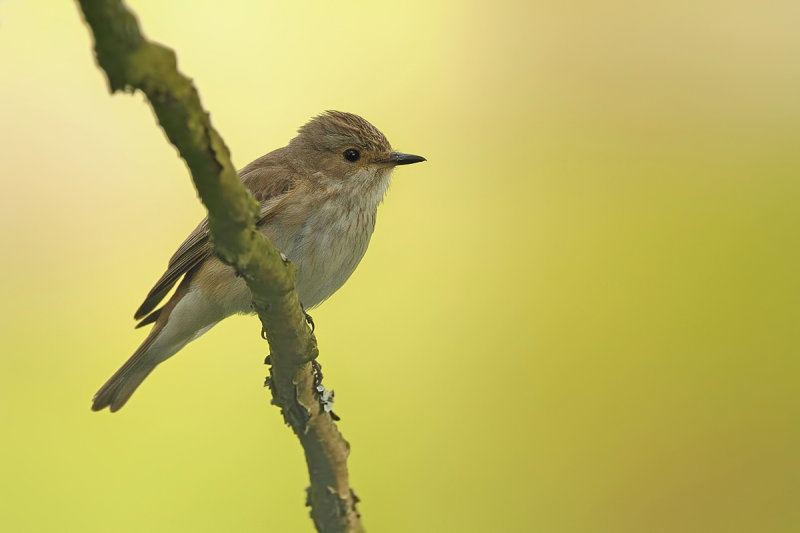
[1,1,798,531]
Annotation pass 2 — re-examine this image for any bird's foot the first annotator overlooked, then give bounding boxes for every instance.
[301,303,315,332]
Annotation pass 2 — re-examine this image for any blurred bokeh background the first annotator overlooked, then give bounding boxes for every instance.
[1,1,798,531]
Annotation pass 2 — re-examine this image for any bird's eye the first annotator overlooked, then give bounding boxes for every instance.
[343,148,361,162]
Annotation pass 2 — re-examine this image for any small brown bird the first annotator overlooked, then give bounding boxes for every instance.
[92,111,425,412]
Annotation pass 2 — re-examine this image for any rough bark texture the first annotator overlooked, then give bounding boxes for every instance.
[76,2,363,531]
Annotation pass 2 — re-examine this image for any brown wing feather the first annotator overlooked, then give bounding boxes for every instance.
[133,221,210,320]
[133,147,300,321]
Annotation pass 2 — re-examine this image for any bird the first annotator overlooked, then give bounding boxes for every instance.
[91,111,425,412]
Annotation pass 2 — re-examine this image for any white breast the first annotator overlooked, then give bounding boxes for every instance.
[265,168,392,309]
[288,201,377,308]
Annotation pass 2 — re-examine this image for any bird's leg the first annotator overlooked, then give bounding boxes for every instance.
[301,303,315,333]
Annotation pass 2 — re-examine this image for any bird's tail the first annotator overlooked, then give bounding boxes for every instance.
[92,319,204,412]
[91,356,157,412]
[91,317,198,412]
[91,279,227,412]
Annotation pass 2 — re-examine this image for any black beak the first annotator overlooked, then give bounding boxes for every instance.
[377,152,427,166]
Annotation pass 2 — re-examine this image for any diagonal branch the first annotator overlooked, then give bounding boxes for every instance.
[76,1,363,531]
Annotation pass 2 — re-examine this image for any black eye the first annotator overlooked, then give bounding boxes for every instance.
[343,148,360,162]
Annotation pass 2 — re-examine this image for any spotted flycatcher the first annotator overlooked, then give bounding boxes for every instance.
[92,111,425,411]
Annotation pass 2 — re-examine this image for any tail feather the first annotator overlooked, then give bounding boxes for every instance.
[92,276,226,412]
[92,360,157,412]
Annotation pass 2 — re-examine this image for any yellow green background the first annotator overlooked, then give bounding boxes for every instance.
[1,1,798,531]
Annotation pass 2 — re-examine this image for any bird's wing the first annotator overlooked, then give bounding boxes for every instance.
[133,219,210,324]
[133,149,300,325]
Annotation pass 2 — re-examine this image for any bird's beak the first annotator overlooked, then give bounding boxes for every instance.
[377,152,427,166]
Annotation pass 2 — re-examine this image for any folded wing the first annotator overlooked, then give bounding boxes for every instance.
[132,148,300,326]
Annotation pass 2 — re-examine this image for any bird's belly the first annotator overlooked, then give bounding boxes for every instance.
[279,208,375,309]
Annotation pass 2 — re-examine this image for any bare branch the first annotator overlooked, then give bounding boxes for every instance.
[76,1,363,531]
